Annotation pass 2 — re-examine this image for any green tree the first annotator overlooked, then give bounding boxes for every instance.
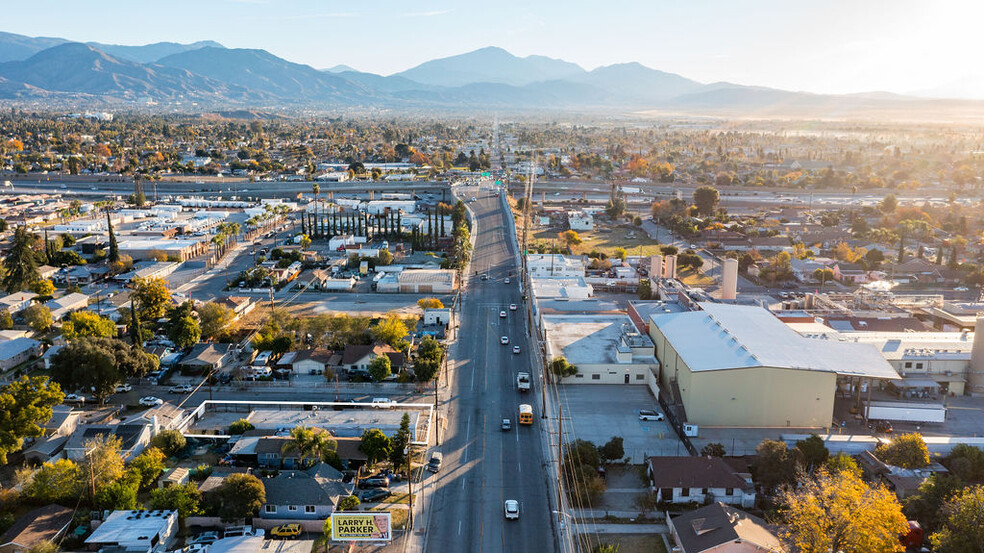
[337,495,360,511]
[700,443,727,457]
[692,186,720,216]
[778,468,908,553]
[128,447,167,490]
[796,434,830,471]
[638,278,653,300]
[879,193,898,214]
[389,413,412,469]
[930,485,984,552]
[943,444,984,482]
[0,310,12,330]
[598,436,624,463]
[876,433,930,469]
[368,354,392,382]
[0,376,64,463]
[358,428,393,466]
[414,335,443,382]
[95,479,138,510]
[214,473,266,522]
[50,337,157,403]
[168,315,201,348]
[3,226,39,293]
[150,482,203,520]
[228,419,255,435]
[755,439,802,493]
[550,357,578,378]
[106,211,119,263]
[904,473,966,535]
[151,430,187,456]
[23,304,52,333]
[81,434,126,502]
[62,311,117,339]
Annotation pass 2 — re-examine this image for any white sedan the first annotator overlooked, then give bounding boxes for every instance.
[509,304,518,311]
[504,500,520,520]
[512,345,521,354]
[140,396,164,407]
[500,336,509,345]
[499,310,507,318]
[114,384,132,393]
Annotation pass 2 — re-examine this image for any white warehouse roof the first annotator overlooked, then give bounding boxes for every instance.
[651,303,899,380]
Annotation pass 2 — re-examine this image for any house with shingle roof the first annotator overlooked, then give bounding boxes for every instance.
[647,456,756,508]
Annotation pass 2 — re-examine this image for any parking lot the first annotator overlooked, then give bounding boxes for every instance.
[557,385,683,462]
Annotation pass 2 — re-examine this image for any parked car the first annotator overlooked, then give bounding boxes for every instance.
[501,418,512,431]
[270,524,302,539]
[169,384,194,394]
[371,398,397,409]
[500,336,509,345]
[361,489,392,503]
[504,499,520,520]
[139,396,164,407]
[358,476,390,489]
[188,532,219,545]
[64,393,85,404]
[114,384,132,393]
[638,410,665,421]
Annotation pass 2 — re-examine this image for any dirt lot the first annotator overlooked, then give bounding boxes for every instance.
[578,534,668,553]
[531,225,665,257]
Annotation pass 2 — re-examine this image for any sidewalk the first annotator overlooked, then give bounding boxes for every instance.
[574,509,664,520]
[574,523,668,534]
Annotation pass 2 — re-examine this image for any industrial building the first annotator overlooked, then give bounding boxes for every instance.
[376,269,456,294]
[117,238,208,262]
[526,254,586,278]
[543,314,660,389]
[648,303,899,428]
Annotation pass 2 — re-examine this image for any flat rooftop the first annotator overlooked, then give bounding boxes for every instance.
[543,314,651,365]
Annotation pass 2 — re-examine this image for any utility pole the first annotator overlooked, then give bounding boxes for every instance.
[406,446,414,530]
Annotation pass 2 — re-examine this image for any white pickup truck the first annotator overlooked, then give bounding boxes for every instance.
[516,372,531,392]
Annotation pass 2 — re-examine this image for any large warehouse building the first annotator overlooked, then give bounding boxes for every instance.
[648,303,899,428]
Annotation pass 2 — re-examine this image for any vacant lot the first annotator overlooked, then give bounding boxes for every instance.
[578,534,668,553]
[532,225,664,257]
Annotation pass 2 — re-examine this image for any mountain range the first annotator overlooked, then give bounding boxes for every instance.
[0,31,979,117]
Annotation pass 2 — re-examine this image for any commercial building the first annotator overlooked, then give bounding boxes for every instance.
[526,254,585,278]
[543,314,660,387]
[530,277,593,300]
[377,269,456,294]
[117,239,208,262]
[649,303,898,428]
[85,510,178,553]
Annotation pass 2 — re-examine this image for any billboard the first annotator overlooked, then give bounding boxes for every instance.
[330,512,392,542]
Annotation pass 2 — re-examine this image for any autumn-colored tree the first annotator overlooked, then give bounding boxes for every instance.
[875,433,930,469]
[417,298,444,310]
[94,143,112,158]
[559,229,582,248]
[777,468,908,553]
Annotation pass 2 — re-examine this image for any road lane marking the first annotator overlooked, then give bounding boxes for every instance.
[458,520,462,535]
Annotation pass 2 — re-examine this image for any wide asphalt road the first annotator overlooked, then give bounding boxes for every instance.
[423,188,554,552]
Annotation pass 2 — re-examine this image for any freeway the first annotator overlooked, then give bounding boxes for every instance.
[422,188,555,552]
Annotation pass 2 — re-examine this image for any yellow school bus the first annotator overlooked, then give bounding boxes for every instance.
[518,404,534,425]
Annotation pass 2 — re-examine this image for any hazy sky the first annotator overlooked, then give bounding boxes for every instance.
[4,0,981,95]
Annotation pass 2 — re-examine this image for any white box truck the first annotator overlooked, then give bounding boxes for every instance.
[516,372,531,392]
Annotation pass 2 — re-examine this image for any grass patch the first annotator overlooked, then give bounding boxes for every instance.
[678,269,714,286]
[578,534,667,553]
[365,506,409,530]
[531,225,664,257]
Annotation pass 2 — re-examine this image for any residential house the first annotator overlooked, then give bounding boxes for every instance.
[180,343,235,372]
[260,464,352,521]
[290,349,337,375]
[37,265,58,280]
[0,338,41,371]
[51,266,96,286]
[44,292,90,320]
[0,505,75,553]
[85,510,178,553]
[341,343,406,373]
[0,292,37,315]
[668,502,784,553]
[567,210,594,231]
[138,402,185,432]
[64,424,152,462]
[832,262,869,284]
[646,456,756,508]
[219,296,256,318]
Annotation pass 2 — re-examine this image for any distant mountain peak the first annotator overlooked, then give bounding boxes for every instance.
[393,46,585,87]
